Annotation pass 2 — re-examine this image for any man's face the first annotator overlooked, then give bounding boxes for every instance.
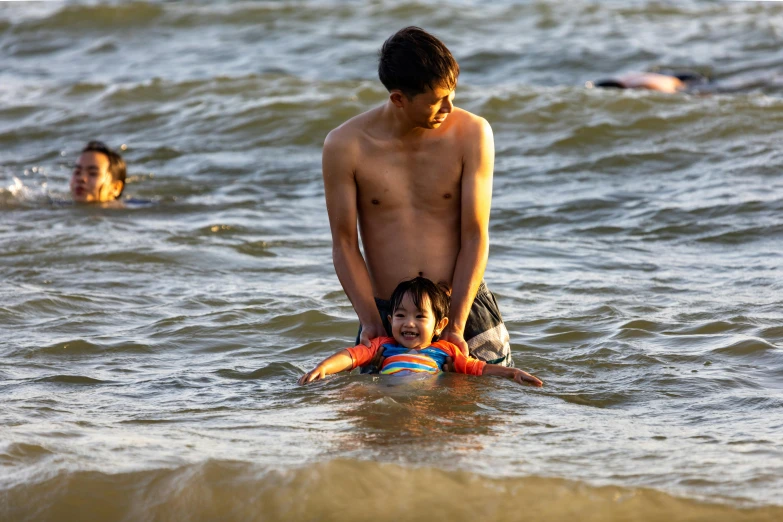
[406,85,456,129]
[70,151,121,203]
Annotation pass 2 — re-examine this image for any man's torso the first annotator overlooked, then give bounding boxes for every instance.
[347,107,479,298]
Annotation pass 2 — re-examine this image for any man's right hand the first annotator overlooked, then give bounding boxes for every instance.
[359,322,386,348]
[359,322,387,372]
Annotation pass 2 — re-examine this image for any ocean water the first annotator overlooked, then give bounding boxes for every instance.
[1,1,782,520]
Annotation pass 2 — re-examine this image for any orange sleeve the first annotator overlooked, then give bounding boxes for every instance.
[432,341,486,376]
[345,337,395,369]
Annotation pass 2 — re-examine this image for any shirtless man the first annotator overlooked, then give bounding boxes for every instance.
[323,27,513,367]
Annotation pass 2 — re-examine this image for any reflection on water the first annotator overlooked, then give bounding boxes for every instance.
[332,375,504,458]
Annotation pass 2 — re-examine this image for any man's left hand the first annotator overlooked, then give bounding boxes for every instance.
[440,329,469,357]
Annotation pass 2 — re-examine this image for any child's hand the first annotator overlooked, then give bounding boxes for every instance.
[297,350,354,385]
[298,365,328,385]
[513,369,543,387]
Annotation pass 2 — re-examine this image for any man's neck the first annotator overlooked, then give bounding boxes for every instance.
[378,101,429,140]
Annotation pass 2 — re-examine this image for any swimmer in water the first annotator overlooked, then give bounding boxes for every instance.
[586,71,709,93]
[298,277,543,387]
[70,141,126,204]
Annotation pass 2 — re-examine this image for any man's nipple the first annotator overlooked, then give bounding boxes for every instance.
[443,193,452,199]
[372,199,380,205]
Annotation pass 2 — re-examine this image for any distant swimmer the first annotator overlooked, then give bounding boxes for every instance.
[586,71,709,93]
[70,141,126,204]
[298,277,543,386]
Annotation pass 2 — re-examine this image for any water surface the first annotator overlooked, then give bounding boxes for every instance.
[1,1,782,520]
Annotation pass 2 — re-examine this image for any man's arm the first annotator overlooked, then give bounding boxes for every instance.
[322,130,386,346]
[440,117,495,355]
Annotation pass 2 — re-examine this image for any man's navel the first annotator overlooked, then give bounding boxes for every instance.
[443,193,452,199]
[371,199,380,205]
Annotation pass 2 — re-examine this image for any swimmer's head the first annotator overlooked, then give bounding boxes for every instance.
[70,141,126,203]
[378,26,459,100]
[388,277,451,350]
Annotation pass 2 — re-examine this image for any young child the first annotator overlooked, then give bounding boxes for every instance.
[298,277,543,387]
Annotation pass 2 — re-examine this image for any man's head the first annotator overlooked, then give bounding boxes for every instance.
[70,141,126,203]
[379,27,459,129]
[388,277,451,350]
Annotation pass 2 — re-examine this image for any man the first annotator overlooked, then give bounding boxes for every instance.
[70,141,126,203]
[322,27,512,366]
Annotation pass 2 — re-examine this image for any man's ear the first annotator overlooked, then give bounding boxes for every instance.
[434,317,449,335]
[109,180,123,200]
[389,90,406,108]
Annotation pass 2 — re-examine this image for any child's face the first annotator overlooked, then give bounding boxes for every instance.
[388,291,448,350]
[70,151,122,203]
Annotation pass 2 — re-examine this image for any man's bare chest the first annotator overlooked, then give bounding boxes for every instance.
[355,141,463,207]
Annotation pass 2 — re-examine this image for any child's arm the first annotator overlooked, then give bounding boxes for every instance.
[436,341,543,387]
[482,364,544,387]
[298,350,354,385]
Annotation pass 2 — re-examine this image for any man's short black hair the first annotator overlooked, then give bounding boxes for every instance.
[378,26,459,99]
[82,140,126,198]
[389,276,451,324]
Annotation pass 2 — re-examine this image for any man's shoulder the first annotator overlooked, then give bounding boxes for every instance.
[324,106,383,149]
[449,107,492,136]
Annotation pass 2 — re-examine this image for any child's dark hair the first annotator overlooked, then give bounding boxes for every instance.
[389,277,450,323]
[83,140,126,198]
[378,26,459,99]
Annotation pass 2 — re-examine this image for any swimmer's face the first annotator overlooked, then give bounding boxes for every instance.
[394,85,456,129]
[388,291,448,350]
[70,151,122,203]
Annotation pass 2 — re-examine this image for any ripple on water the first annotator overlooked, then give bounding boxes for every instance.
[215,362,302,381]
[712,338,779,357]
[34,375,111,385]
[666,321,753,336]
[555,391,634,409]
[24,340,154,358]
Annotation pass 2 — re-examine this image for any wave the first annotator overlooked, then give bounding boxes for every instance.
[214,362,302,380]
[712,338,779,356]
[1,459,781,522]
[10,2,165,32]
[22,340,154,358]
[34,375,110,385]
